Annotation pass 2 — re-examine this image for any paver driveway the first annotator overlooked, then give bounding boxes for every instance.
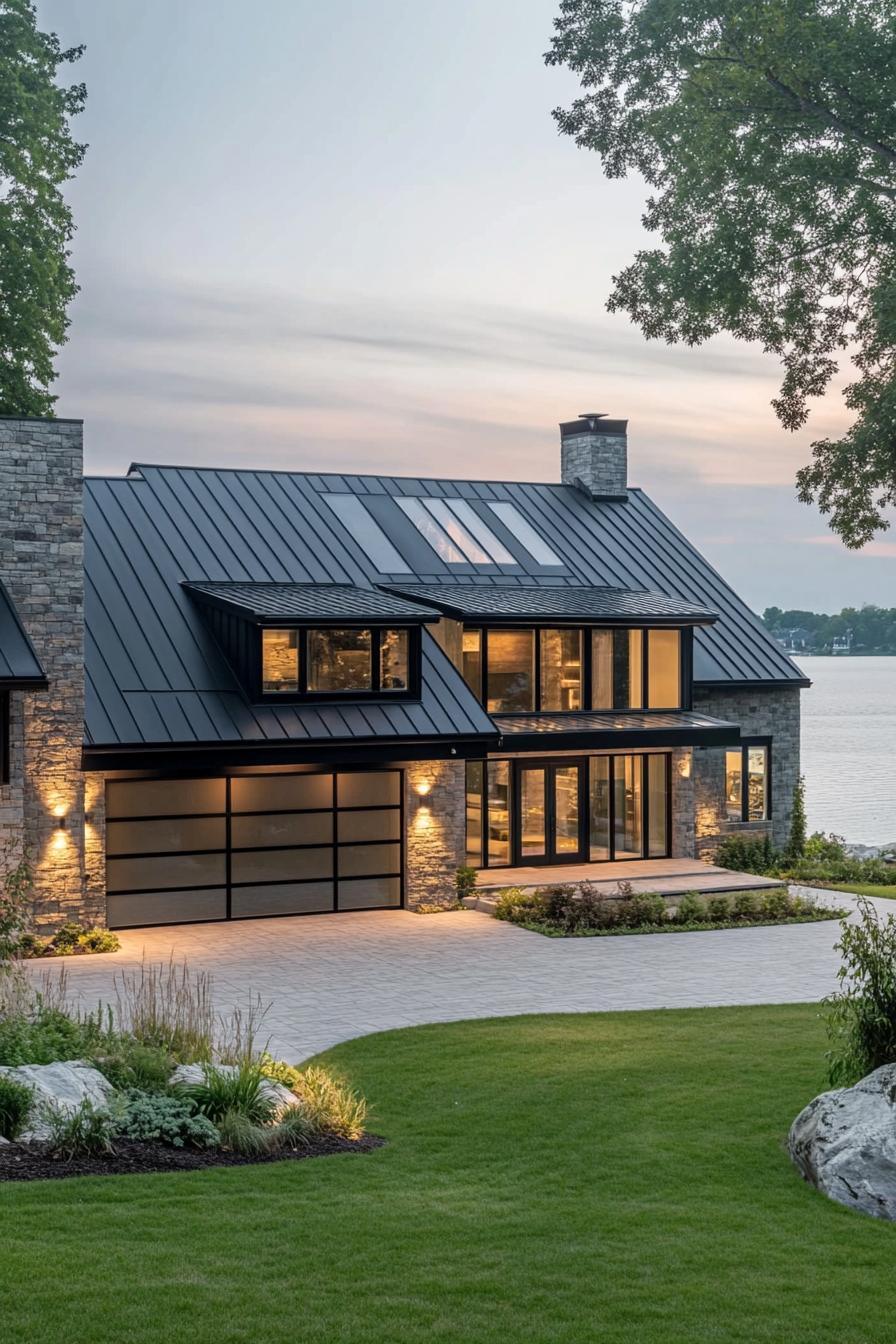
[32,886,865,1061]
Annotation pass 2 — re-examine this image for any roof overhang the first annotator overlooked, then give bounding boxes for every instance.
[81,731,499,774]
[491,710,740,751]
[183,581,437,624]
[0,581,48,689]
[381,584,717,625]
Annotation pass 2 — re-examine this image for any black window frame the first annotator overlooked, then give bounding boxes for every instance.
[464,751,672,869]
[466,625,691,715]
[256,624,421,703]
[724,738,772,823]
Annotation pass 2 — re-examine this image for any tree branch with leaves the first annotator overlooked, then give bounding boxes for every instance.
[0,0,86,416]
[546,0,896,546]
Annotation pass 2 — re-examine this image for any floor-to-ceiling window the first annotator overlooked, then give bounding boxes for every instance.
[465,753,670,868]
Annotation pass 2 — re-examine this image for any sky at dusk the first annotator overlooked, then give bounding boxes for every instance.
[38,0,895,611]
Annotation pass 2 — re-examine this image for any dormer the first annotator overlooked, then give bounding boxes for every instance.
[183,582,437,703]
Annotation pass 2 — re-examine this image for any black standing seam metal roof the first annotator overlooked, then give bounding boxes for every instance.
[182,581,439,621]
[492,710,741,750]
[0,581,48,687]
[383,584,717,623]
[83,465,805,752]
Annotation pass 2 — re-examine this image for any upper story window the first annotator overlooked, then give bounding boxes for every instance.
[261,627,414,698]
[463,625,683,714]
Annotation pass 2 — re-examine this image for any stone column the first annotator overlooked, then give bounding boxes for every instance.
[0,416,95,929]
[403,758,467,908]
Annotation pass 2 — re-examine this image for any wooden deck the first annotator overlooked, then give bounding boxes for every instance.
[471,857,782,903]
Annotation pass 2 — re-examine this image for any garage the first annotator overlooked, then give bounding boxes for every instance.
[105,769,403,928]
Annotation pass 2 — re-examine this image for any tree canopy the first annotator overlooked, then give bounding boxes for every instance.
[546,0,896,547]
[0,0,85,416]
[763,603,896,652]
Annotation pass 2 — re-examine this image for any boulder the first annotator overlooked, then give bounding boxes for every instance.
[788,1063,896,1220]
[169,1063,299,1118]
[0,1060,115,1142]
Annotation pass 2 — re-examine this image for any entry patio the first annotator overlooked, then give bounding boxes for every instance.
[469,856,782,909]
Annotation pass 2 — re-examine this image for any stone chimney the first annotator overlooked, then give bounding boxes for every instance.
[560,412,628,500]
[0,415,98,929]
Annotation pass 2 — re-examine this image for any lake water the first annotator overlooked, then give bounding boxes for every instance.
[798,656,896,844]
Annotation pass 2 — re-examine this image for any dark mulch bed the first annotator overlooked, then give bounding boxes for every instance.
[0,1134,385,1183]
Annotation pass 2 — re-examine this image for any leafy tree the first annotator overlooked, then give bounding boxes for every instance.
[546,1,896,547]
[0,0,85,416]
[762,602,896,651]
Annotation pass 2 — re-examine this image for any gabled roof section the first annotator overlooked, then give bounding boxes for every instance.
[384,584,717,624]
[83,462,806,754]
[0,580,48,688]
[183,581,437,622]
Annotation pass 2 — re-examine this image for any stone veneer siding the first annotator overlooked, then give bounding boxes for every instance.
[0,416,102,929]
[560,430,627,498]
[402,758,466,908]
[691,685,801,860]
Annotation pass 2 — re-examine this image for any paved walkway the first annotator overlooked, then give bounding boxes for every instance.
[27,885,871,1062]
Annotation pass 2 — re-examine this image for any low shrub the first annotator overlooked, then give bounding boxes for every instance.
[179,1063,277,1126]
[41,1099,117,1159]
[732,890,759,921]
[259,1053,302,1093]
[706,894,732,921]
[716,834,778,875]
[92,1040,174,1092]
[454,866,478,907]
[493,888,546,923]
[0,1006,107,1067]
[294,1065,367,1140]
[825,899,896,1086]
[0,1074,33,1140]
[760,888,791,919]
[49,923,85,954]
[77,927,121,954]
[673,893,705,925]
[116,1090,219,1148]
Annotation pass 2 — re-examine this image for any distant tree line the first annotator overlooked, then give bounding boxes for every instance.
[762,605,896,655]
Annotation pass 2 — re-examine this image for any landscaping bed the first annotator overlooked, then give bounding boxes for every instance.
[493,882,845,937]
[0,958,373,1183]
[0,1132,383,1182]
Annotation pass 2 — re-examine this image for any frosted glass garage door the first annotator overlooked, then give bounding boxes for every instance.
[105,771,403,928]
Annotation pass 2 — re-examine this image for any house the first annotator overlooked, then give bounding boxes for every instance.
[0,412,806,930]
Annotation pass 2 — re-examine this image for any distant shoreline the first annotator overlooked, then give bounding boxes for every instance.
[786,652,896,658]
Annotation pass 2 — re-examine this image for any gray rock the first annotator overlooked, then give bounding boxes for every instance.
[789,1063,896,1220]
[169,1063,299,1117]
[0,1060,115,1143]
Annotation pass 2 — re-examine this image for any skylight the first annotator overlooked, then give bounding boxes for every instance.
[396,497,516,566]
[485,502,563,566]
[322,495,412,573]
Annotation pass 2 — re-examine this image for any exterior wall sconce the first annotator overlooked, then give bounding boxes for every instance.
[416,780,432,797]
[677,754,692,779]
[57,816,66,829]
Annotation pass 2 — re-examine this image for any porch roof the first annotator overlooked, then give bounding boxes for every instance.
[0,580,48,689]
[491,710,740,751]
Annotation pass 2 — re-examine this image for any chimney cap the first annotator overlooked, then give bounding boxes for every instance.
[560,415,628,438]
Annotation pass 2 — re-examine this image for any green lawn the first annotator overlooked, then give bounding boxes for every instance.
[820,882,896,901]
[3,1006,895,1344]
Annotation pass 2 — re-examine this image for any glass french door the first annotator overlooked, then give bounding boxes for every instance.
[515,761,587,864]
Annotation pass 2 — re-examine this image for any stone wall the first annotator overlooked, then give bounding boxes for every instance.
[0,416,100,929]
[692,685,801,860]
[402,758,466,908]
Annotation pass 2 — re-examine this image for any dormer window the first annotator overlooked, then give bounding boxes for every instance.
[262,626,415,698]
